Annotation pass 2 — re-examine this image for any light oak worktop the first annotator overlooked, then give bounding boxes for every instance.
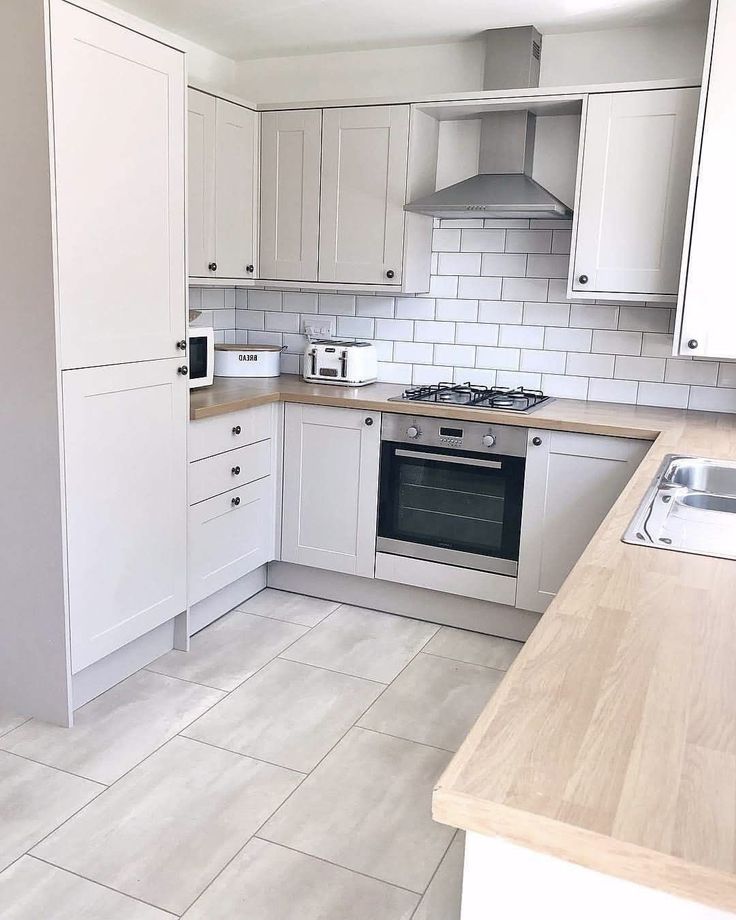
[192,375,736,912]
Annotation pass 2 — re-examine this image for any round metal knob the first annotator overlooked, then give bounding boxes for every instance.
[406,425,420,439]
[177,365,188,376]
[231,466,241,476]
[687,338,699,350]
[482,434,496,448]
[578,274,589,285]
[208,262,217,272]
[231,496,241,507]
[246,264,254,273]
[232,425,242,436]
[532,436,542,447]
[386,270,395,279]
[365,417,374,426]
[176,340,187,351]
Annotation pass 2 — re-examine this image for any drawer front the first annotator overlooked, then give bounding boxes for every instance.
[190,438,271,505]
[189,403,274,461]
[189,476,275,605]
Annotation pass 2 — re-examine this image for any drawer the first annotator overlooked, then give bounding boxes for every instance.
[189,403,274,462]
[189,438,271,505]
[189,477,275,605]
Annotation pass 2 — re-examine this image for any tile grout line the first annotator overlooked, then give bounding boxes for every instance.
[409,829,460,918]
[354,724,456,756]
[0,748,109,788]
[180,734,309,777]
[420,649,517,674]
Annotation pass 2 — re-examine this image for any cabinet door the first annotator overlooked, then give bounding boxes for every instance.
[63,360,188,672]
[51,2,186,368]
[259,110,321,281]
[571,89,698,299]
[678,2,736,358]
[215,99,257,279]
[281,404,380,577]
[319,105,410,285]
[187,89,216,278]
[516,429,649,613]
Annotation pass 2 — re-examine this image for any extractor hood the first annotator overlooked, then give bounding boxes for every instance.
[405,26,573,221]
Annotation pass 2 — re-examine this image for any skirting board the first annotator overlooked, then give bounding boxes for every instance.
[267,562,540,641]
[189,565,267,635]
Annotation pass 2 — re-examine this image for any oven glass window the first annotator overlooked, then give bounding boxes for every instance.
[378,443,525,561]
[189,336,207,380]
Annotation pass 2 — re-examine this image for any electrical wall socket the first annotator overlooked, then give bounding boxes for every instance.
[303,321,332,339]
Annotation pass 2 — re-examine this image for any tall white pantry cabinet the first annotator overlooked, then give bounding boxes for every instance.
[0,0,188,725]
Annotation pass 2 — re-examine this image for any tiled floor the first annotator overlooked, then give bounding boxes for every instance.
[0,588,523,918]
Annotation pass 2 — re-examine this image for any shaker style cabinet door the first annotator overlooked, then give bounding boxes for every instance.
[570,88,698,299]
[214,98,257,279]
[63,360,188,673]
[318,105,410,285]
[516,429,649,614]
[259,109,322,281]
[187,89,216,278]
[51,2,186,368]
[281,404,380,577]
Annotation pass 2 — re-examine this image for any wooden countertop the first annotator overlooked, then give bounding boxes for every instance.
[192,375,736,912]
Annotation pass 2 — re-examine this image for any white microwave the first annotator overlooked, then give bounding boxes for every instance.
[188,327,215,389]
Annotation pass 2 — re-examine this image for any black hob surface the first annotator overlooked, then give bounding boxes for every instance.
[389,382,553,413]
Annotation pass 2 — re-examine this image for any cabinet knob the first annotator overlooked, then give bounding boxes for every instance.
[231,496,241,507]
[177,365,188,376]
[232,425,242,435]
[365,417,374,426]
[385,269,395,279]
[208,262,217,272]
[231,466,241,476]
[176,340,187,351]
[687,338,699,350]
[532,436,542,446]
[578,274,589,285]
[246,264,254,273]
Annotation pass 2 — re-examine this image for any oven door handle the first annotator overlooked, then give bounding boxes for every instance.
[395,448,502,469]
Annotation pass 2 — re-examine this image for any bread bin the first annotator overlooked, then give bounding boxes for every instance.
[214,343,285,378]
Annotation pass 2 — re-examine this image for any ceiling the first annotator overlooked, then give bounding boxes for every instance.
[110,0,709,61]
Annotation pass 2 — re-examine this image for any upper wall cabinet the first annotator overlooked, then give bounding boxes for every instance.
[53,3,186,368]
[677,1,736,359]
[188,89,257,281]
[259,109,322,282]
[569,88,699,302]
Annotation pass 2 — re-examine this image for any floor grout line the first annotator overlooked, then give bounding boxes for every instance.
[420,649,514,673]
[354,724,457,756]
[409,830,460,918]
[180,734,308,776]
[0,748,109,789]
[275,655,390,686]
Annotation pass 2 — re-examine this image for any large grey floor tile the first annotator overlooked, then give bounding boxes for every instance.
[0,856,173,920]
[182,838,418,920]
[413,834,464,920]
[184,658,383,772]
[148,610,307,691]
[0,751,101,872]
[359,653,503,752]
[424,626,523,671]
[281,606,438,683]
[261,727,453,893]
[237,588,339,627]
[0,670,224,784]
[0,711,29,738]
[33,736,301,915]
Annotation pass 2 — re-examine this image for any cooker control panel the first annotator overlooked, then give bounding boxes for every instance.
[383,413,528,458]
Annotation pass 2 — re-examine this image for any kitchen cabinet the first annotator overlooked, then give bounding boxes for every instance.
[188,89,258,281]
[569,88,698,302]
[677,0,736,359]
[281,404,380,577]
[63,360,188,673]
[516,429,649,613]
[319,105,410,285]
[53,2,186,368]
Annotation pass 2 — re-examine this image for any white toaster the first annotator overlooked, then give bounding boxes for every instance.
[303,339,378,386]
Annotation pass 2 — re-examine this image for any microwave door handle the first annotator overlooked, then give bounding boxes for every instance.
[395,449,502,470]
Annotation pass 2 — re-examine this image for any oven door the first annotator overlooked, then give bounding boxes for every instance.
[377,442,525,576]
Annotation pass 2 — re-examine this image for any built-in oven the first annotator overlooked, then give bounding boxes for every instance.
[377,413,527,577]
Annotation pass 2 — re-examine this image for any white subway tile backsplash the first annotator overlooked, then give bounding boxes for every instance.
[414,320,456,344]
[501,277,548,302]
[461,229,505,253]
[453,366,497,385]
[588,378,639,404]
[395,298,436,320]
[283,291,318,313]
[476,347,520,370]
[319,293,355,315]
[542,374,589,400]
[641,333,674,357]
[337,315,375,338]
[376,318,414,341]
[378,361,412,384]
[526,254,569,279]
[188,288,203,310]
[356,296,395,318]
[665,358,719,386]
[394,342,434,364]
[614,355,665,383]
[424,275,458,298]
[236,309,265,331]
[213,309,236,330]
[481,252,527,277]
[413,364,454,385]
[456,322,499,346]
[523,302,570,328]
[544,327,592,352]
[263,311,298,333]
[520,349,566,374]
[505,230,552,253]
[592,330,642,356]
[283,332,308,354]
[458,276,503,300]
[364,339,394,362]
[688,387,736,413]
[435,298,478,322]
[248,290,283,311]
[552,230,572,254]
[248,330,283,347]
[499,324,544,349]
[438,252,481,276]
[224,289,236,309]
[618,306,672,333]
[569,304,619,330]
[435,344,476,367]
[478,301,524,325]
[638,382,689,409]
[202,288,226,309]
[566,352,615,378]
[497,370,542,389]
[717,363,736,387]
[432,228,461,252]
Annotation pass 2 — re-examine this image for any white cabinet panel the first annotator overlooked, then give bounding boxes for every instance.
[571,89,698,299]
[319,105,410,285]
[259,109,321,281]
[52,2,185,368]
[63,360,187,672]
[517,429,648,613]
[188,403,274,461]
[281,404,380,577]
[189,438,271,505]
[187,89,216,278]
[214,98,256,279]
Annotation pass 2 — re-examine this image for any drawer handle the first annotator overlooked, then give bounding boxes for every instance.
[532,437,542,446]
[365,417,374,426]
[208,261,217,272]
[578,274,589,285]
[232,425,242,435]
[231,466,241,476]
[231,496,241,507]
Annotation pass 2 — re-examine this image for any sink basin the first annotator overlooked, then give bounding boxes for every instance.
[622,454,736,559]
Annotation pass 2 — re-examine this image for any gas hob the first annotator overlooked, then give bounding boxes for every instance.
[388,382,553,413]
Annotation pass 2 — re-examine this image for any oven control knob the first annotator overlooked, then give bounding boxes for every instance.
[482,434,496,448]
[406,425,420,439]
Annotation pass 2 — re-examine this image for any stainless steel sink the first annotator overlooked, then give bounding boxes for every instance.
[622,454,736,560]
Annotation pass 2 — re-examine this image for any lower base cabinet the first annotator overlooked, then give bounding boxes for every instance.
[516,428,649,613]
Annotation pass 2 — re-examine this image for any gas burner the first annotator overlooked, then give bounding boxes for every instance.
[390,382,553,413]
